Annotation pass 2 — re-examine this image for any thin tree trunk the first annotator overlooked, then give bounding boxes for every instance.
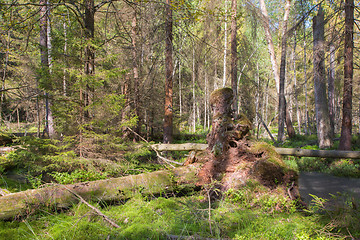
[192,47,196,133]
[179,54,182,119]
[222,0,228,87]
[293,31,301,134]
[259,0,280,93]
[0,31,10,123]
[204,58,208,130]
[132,7,141,135]
[328,43,335,134]
[278,0,295,141]
[63,19,67,96]
[45,0,55,138]
[230,0,237,114]
[339,0,354,150]
[163,0,173,143]
[303,21,310,135]
[39,0,48,137]
[84,0,95,119]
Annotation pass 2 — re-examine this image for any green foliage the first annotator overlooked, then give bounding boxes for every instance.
[49,169,108,184]
[283,156,360,178]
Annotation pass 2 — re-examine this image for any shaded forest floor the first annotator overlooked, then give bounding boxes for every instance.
[0,132,359,239]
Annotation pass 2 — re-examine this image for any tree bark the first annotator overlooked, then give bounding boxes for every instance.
[152,144,360,159]
[303,21,310,135]
[83,0,95,119]
[132,5,141,136]
[163,0,173,143]
[230,0,238,114]
[0,165,200,220]
[45,0,55,138]
[222,0,228,87]
[259,0,295,141]
[328,43,335,134]
[339,0,354,151]
[206,88,233,156]
[293,32,301,134]
[259,0,280,93]
[278,0,295,141]
[313,6,333,149]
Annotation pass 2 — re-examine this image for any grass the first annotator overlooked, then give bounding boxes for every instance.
[0,191,357,239]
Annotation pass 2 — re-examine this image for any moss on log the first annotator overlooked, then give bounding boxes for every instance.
[0,164,200,220]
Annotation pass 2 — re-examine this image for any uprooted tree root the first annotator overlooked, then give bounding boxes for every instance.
[187,88,303,206]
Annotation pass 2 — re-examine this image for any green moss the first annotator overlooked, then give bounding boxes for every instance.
[250,142,287,169]
[209,87,233,106]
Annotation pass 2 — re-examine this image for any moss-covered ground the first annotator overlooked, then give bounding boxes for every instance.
[0,134,359,239]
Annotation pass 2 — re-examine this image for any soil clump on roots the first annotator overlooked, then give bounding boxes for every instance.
[186,88,301,202]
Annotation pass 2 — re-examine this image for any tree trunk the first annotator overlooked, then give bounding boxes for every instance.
[222,0,228,87]
[328,43,335,134]
[313,6,333,149]
[45,1,55,138]
[0,165,200,220]
[339,0,354,151]
[259,0,294,141]
[293,32,301,134]
[192,48,196,133]
[83,0,95,119]
[0,31,10,123]
[259,0,280,93]
[303,21,310,135]
[230,0,237,114]
[153,143,360,160]
[163,0,173,143]
[278,0,295,141]
[39,0,48,138]
[132,6,141,136]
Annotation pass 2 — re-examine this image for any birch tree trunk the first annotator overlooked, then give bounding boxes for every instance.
[328,43,335,134]
[293,32,301,134]
[313,6,333,148]
[259,0,279,93]
[45,0,55,138]
[339,0,354,150]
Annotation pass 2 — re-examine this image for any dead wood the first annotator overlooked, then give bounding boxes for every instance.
[0,164,200,220]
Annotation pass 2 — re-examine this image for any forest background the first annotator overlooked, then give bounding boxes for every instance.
[0,0,359,151]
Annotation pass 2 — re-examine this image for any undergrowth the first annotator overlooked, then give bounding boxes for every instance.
[1,189,357,239]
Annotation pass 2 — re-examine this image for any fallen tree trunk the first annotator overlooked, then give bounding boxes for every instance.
[275,148,360,159]
[152,143,207,152]
[0,164,200,220]
[153,144,360,159]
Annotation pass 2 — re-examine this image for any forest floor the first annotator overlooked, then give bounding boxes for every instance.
[0,132,360,239]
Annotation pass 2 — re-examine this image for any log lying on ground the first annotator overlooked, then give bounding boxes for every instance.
[0,164,200,220]
[152,143,208,152]
[153,144,360,159]
[275,148,360,159]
